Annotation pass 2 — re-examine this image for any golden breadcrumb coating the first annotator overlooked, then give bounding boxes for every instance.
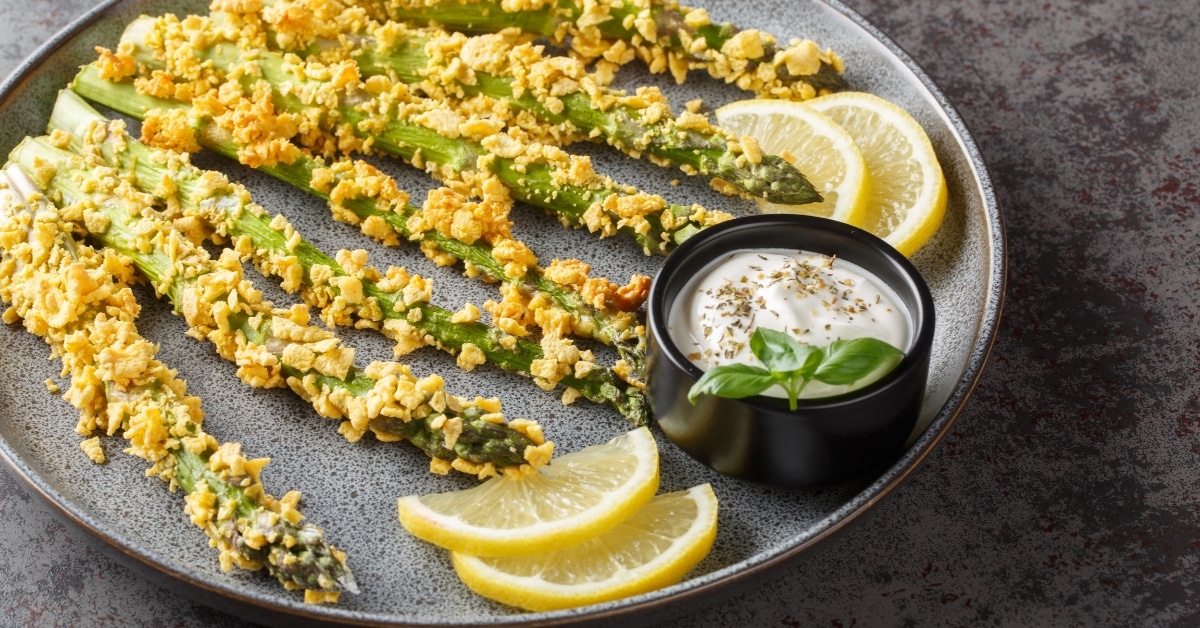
[0,181,343,596]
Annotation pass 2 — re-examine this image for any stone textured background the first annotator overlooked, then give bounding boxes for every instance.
[1,0,1197,626]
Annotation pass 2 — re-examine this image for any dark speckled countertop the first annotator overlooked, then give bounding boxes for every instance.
[2,0,1198,626]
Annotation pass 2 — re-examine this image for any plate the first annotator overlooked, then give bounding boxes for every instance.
[0,0,1004,625]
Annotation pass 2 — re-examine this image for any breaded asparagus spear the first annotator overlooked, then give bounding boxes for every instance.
[243,0,822,203]
[46,89,649,425]
[60,78,647,371]
[0,163,356,601]
[9,136,556,476]
[99,14,744,254]
[366,0,847,99]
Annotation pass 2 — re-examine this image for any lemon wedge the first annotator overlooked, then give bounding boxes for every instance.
[451,484,719,611]
[715,99,869,225]
[805,91,948,256]
[397,427,660,557]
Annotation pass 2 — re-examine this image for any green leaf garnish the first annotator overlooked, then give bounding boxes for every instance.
[813,338,906,385]
[688,328,905,410]
[750,327,822,376]
[687,363,776,403]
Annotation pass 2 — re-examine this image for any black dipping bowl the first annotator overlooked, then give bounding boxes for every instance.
[647,215,936,487]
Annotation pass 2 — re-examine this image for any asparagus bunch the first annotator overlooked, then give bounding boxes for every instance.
[9,135,557,476]
[0,164,356,601]
[367,0,847,100]
[101,14,747,254]
[48,89,648,425]
[243,0,823,203]
[65,73,647,370]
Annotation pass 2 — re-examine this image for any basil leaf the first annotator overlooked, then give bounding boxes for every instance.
[688,363,776,404]
[749,327,821,376]
[812,338,905,385]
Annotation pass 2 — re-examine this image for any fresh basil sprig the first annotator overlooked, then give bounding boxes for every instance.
[687,328,905,410]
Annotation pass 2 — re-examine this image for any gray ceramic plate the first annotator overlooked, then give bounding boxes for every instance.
[0,1,1004,625]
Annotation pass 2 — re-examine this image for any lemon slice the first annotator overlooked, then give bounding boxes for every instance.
[715,99,869,225]
[397,427,660,557]
[806,92,948,256]
[451,484,719,611]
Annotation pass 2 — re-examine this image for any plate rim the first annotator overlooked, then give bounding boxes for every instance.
[0,0,1006,624]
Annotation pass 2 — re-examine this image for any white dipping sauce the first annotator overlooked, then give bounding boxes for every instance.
[668,250,911,399]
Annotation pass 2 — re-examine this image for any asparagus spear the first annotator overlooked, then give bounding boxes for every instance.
[251,0,822,203]
[10,136,557,475]
[62,76,646,370]
[369,0,847,99]
[0,163,356,600]
[47,89,648,425]
[108,14,746,254]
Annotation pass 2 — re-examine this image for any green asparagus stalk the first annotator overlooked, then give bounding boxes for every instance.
[63,76,645,371]
[171,446,356,598]
[9,136,557,473]
[48,89,648,425]
[110,14,744,254]
[0,163,356,599]
[369,0,847,99]
[253,0,823,203]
